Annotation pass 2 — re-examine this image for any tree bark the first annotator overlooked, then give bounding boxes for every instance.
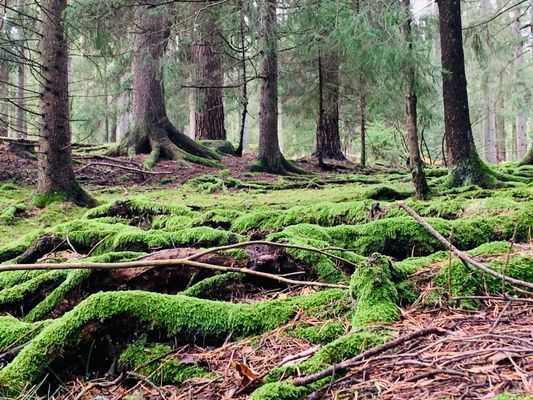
[402,0,429,199]
[315,50,345,161]
[359,91,366,167]
[495,95,506,162]
[255,0,294,173]
[37,0,93,206]
[511,8,528,159]
[116,1,218,165]
[0,66,8,137]
[480,0,497,164]
[191,15,226,141]
[15,0,26,139]
[437,0,493,187]
[236,8,248,157]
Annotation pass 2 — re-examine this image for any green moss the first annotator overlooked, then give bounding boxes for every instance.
[0,229,41,263]
[490,394,533,400]
[119,340,210,385]
[0,288,347,392]
[85,198,195,220]
[433,256,533,306]
[288,321,346,344]
[350,254,400,327]
[364,186,412,200]
[33,192,68,209]
[0,316,49,351]
[0,182,18,191]
[266,329,387,383]
[250,381,310,400]
[182,272,244,297]
[0,203,27,223]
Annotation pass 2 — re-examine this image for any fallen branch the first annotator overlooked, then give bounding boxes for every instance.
[0,257,348,290]
[185,240,360,269]
[75,161,171,175]
[397,201,533,290]
[292,327,443,386]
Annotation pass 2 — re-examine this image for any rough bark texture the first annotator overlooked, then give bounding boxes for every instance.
[236,9,248,157]
[359,91,366,167]
[37,0,93,206]
[192,17,226,141]
[16,0,27,138]
[495,96,506,163]
[437,0,493,187]
[255,0,293,174]
[511,8,528,159]
[480,0,497,164]
[315,51,345,161]
[0,66,8,137]
[117,1,218,165]
[402,0,429,199]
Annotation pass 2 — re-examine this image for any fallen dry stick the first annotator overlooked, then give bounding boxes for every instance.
[292,326,443,386]
[397,201,533,290]
[0,241,353,289]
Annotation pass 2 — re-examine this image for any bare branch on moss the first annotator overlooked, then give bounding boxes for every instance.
[185,240,360,269]
[292,327,443,386]
[397,201,533,290]
[0,257,349,290]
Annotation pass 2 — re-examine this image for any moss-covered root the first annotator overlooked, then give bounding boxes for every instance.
[251,330,388,400]
[0,289,346,394]
[350,253,400,327]
[181,272,244,298]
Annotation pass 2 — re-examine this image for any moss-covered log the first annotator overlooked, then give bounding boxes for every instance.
[0,288,347,394]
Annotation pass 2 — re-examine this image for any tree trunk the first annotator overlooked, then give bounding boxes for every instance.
[255,0,294,174]
[116,1,218,166]
[0,66,8,137]
[495,95,506,163]
[359,91,366,168]
[37,0,93,206]
[402,0,429,199]
[315,50,345,161]
[511,8,528,159]
[236,8,248,157]
[480,0,497,164]
[15,0,26,139]
[191,16,226,141]
[436,0,494,187]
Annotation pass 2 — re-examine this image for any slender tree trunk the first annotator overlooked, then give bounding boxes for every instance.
[15,0,26,138]
[191,15,226,141]
[236,11,248,157]
[402,0,429,199]
[480,0,497,164]
[255,0,294,173]
[495,95,506,162]
[315,50,345,161]
[359,91,366,167]
[0,66,8,137]
[511,8,528,159]
[437,0,494,187]
[37,0,93,206]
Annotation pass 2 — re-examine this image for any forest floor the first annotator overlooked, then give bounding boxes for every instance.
[0,144,532,400]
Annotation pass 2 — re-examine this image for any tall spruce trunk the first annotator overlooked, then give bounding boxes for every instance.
[192,16,226,141]
[15,0,26,138]
[495,96,506,162]
[359,91,366,167]
[511,8,528,159]
[255,0,295,173]
[0,66,8,137]
[402,0,429,199]
[116,1,218,166]
[480,0,497,164]
[37,0,93,206]
[437,0,493,187]
[315,50,345,161]
[236,10,248,157]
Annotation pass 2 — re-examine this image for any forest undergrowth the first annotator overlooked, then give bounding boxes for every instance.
[0,149,532,400]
